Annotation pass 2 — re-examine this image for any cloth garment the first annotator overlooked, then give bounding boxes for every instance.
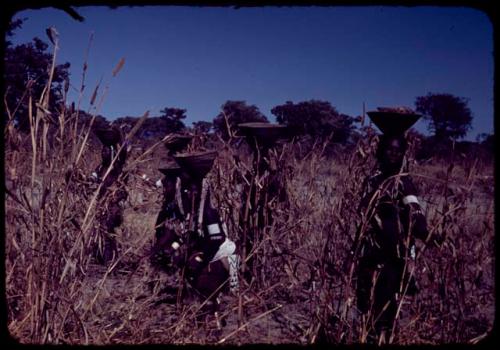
[356,169,428,334]
[92,142,128,265]
[152,175,239,301]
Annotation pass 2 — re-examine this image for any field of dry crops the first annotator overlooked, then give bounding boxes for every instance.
[4,108,494,345]
[4,47,495,345]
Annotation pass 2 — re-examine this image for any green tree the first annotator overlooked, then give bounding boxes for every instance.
[159,107,187,134]
[271,100,354,144]
[193,120,213,134]
[415,93,473,140]
[4,20,71,131]
[213,100,268,140]
[4,18,23,48]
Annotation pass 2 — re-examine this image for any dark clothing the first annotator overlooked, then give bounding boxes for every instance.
[356,170,427,333]
[191,259,229,300]
[359,171,428,257]
[94,144,128,264]
[96,144,128,199]
[240,153,288,282]
[152,177,234,301]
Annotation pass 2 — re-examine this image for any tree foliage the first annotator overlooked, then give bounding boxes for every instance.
[192,120,213,134]
[159,107,187,134]
[113,115,171,140]
[5,18,23,48]
[271,100,355,144]
[415,93,473,140]
[213,100,268,140]
[4,20,71,131]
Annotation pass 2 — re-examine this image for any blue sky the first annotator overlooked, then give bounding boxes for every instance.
[8,5,494,140]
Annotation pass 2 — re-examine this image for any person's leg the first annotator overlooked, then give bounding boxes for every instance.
[356,256,374,315]
[100,203,122,264]
[373,262,401,343]
[192,260,230,328]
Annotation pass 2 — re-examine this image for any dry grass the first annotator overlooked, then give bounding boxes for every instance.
[4,37,494,345]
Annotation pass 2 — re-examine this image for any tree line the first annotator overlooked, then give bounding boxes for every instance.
[3,19,493,162]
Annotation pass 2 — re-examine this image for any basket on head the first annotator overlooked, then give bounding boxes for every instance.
[367,107,422,136]
[158,161,182,178]
[94,126,122,146]
[173,150,218,179]
[164,134,193,154]
[238,122,289,149]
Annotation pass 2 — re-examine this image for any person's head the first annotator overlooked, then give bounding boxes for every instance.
[178,169,203,212]
[376,134,408,174]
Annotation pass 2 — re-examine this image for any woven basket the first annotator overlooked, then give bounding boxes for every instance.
[173,150,218,179]
[158,161,182,177]
[238,122,289,149]
[367,109,421,136]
